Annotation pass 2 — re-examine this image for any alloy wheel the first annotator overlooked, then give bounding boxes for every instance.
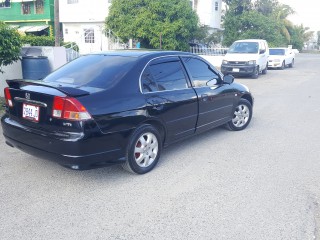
[232,104,250,128]
[134,132,159,167]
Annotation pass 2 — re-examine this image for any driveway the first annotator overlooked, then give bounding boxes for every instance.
[0,53,319,240]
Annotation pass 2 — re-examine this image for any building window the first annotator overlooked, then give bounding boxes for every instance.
[189,0,193,8]
[67,0,79,4]
[84,29,95,43]
[65,28,68,34]
[0,0,11,8]
[108,0,112,3]
[215,1,218,11]
[22,2,31,15]
[35,0,44,14]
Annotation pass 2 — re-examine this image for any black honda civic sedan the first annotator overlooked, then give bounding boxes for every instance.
[1,51,253,174]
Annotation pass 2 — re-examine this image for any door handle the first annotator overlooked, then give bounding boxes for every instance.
[152,105,164,111]
[201,94,208,102]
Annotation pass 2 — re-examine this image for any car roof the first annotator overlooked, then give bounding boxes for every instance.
[90,50,191,58]
[235,39,266,42]
[269,48,287,49]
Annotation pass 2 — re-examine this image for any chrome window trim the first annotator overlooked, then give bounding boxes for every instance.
[139,54,213,94]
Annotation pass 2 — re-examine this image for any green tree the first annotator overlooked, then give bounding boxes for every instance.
[289,25,314,50]
[272,4,294,43]
[223,10,284,46]
[0,22,22,73]
[106,0,200,51]
[222,0,295,47]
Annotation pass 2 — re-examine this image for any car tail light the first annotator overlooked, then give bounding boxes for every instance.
[4,87,13,107]
[52,96,91,121]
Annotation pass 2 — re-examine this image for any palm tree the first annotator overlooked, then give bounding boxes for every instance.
[273,4,294,43]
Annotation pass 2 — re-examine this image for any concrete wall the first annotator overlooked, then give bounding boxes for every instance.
[0,60,23,97]
[200,55,224,70]
[0,47,67,97]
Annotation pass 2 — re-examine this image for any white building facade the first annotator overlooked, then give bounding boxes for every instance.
[59,0,223,54]
[59,0,113,54]
[190,0,222,30]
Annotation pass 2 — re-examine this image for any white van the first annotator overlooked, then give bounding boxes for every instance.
[221,39,269,79]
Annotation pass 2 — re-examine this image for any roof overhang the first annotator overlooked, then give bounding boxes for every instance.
[18,25,49,33]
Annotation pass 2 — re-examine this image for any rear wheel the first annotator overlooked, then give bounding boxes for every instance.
[251,66,259,79]
[261,64,268,75]
[122,125,162,174]
[226,99,252,131]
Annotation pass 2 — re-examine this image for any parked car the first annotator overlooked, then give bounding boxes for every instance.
[268,48,295,70]
[2,51,254,174]
[221,39,269,79]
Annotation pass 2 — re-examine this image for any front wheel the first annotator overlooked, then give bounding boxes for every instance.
[280,61,285,70]
[251,66,259,79]
[289,59,294,68]
[226,99,252,131]
[122,125,162,174]
[261,64,268,75]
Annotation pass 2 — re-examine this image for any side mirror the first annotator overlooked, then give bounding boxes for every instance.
[223,75,234,84]
[259,49,266,54]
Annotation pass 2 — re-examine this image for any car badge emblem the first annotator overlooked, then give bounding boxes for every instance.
[25,93,30,100]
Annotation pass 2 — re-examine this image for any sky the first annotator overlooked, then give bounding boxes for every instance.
[278,0,320,31]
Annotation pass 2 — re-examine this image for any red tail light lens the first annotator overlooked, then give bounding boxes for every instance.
[52,96,91,121]
[4,87,13,107]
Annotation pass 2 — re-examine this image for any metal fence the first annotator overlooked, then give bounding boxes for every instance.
[66,48,80,62]
[190,47,228,56]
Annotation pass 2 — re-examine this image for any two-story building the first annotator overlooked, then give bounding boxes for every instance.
[190,0,222,31]
[59,0,114,54]
[0,0,54,36]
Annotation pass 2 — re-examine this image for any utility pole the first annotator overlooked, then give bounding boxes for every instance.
[54,0,60,46]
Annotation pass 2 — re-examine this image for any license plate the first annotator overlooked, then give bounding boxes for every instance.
[23,104,40,122]
[233,68,240,72]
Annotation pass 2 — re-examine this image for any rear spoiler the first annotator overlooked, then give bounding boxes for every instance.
[6,79,90,97]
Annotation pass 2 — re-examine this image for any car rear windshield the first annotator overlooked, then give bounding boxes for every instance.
[43,55,137,92]
[269,49,285,55]
[228,42,259,54]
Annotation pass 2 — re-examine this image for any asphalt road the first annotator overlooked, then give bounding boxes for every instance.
[1,53,320,240]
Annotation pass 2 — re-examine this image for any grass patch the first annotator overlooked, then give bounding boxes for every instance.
[0,96,5,116]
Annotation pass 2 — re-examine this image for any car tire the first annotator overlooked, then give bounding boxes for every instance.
[122,124,162,174]
[289,59,294,68]
[251,66,259,79]
[280,61,285,70]
[261,64,268,75]
[226,99,252,131]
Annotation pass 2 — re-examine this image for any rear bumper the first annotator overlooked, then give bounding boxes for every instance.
[221,64,256,76]
[1,115,130,169]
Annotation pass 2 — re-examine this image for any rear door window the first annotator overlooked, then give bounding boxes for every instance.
[141,57,189,92]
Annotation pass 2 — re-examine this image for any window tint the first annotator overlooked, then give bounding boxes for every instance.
[43,55,136,91]
[182,57,219,87]
[269,49,285,55]
[141,67,158,93]
[228,42,259,54]
[149,61,188,91]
